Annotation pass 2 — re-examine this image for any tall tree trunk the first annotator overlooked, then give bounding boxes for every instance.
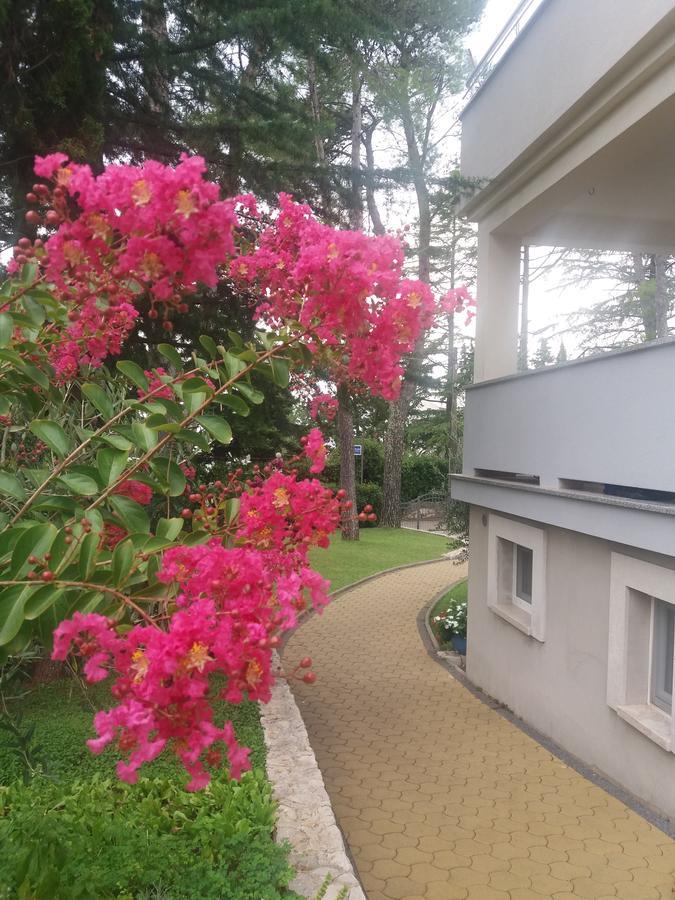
[336,59,366,540]
[224,42,261,195]
[307,55,332,219]
[519,245,530,370]
[337,383,359,540]
[349,60,363,231]
[141,0,169,116]
[381,74,431,526]
[363,120,385,236]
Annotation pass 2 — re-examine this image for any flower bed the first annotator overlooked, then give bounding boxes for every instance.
[429,579,468,650]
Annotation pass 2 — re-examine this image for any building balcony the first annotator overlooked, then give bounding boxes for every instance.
[461,0,675,188]
[451,340,675,557]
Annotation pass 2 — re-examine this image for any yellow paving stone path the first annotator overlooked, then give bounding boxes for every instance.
[282,559,675,900]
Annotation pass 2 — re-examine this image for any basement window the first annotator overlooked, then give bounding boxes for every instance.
[607,554,675,752]
[487,514,546,641]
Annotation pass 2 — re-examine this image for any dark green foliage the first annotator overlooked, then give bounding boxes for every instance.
[322,437,383,485]
[0,772,300,899]
[400,453,446,501]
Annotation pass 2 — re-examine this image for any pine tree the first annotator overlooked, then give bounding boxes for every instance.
[531,337,554,369]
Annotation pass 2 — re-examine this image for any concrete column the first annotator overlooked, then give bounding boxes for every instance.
[474,227,522,382]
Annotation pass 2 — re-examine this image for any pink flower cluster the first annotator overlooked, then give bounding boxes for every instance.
[233,194,436,399]
[440,285,476,326]
[26,154,250,380]
[302,427,327,474]
[113,479,154,506]
[309,392,338,422]
[53,464,340,789]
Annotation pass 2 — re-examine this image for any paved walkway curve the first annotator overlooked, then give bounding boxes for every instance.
[282,559,675,900]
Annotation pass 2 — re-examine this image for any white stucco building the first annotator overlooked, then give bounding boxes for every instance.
[453,0,675,820]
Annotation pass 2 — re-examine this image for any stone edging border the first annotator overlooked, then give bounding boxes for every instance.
[260,652,366,900]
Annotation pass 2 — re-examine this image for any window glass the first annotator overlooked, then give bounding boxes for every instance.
[515,545,533,605]
[651,598,675,714]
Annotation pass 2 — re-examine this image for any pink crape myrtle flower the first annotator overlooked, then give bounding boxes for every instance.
[309,392,338,422]
[21,154,249,381]
[233,194,436,399]
[112,479,153,506]
[302,427,327,474]
[440,285,476,325]
[52,466,338,789]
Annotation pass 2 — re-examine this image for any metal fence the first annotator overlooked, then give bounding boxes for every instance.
[400,491,450,533]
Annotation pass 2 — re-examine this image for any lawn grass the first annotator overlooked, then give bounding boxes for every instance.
[0,677,266,786]
[428,577,468,646]
[309,526,451,593]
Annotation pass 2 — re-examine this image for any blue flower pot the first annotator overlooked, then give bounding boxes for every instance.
[451,635,467,654]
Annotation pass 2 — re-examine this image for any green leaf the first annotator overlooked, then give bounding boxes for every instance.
[0,313,13,348]
[156,517,184,541]
[175,429,210,451]
[18,362,50,390]
[29,420,71,457]
[24,586,64,621]
[97,448,128,486]
[199,335,218,358]
[0,471,25,501]
[98,434,133,452]
[82,383,115,420]
[32,495,78,514]
[220,394,250,416]
[270,357,290,388]
[109,495,150,535]
[236,383,264,405]
[157,344,184,370]
[149,458,186,497]
[145,414,182,433]
[116,360,148,391]
[112,538,135,585]
[57,473,100,496]
[0,585,27,646]
[182,377,213,394]
[197,415,232,445]
[220,350,246,378]
[10,523,58,577]
[78,532,99,579]
[131,421,158,451]
[22,294,47,326]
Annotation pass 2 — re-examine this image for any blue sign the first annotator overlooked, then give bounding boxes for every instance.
[353,444,362,457]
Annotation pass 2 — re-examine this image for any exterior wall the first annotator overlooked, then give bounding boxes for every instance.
[466,505,675,820]
[461,0,675,181]
[463,339,675,493]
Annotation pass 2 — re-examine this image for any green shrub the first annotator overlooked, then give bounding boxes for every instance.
[401,453,447,502]
[0,773,300,900]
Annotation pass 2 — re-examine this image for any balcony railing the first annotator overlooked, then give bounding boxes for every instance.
[465,0,546,102]
[461,340,675,498]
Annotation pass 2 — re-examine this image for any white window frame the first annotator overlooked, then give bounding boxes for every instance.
[486,514,547,641]
[607,553,675,753]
